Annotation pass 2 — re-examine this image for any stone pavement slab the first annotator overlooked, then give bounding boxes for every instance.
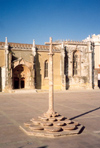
[0,90,100,148]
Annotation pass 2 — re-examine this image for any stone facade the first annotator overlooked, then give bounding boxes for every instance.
[0,36,99,92]
[55,40,96,90]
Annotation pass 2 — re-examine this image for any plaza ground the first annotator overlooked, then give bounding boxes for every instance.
[0,89,100,148]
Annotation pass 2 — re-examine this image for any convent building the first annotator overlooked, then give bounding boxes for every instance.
[0,35,99,92]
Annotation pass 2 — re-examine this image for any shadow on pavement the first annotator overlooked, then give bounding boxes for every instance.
[38,146,48,148]
[70,107,100,120]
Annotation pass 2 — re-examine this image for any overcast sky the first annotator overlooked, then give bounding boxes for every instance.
[0,0,100,44]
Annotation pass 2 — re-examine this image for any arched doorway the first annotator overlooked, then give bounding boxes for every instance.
[14,77,19,89]
[13,64,30,89]
[21,77,25,88]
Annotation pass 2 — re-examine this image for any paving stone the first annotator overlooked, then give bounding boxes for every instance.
[0,90,100,147]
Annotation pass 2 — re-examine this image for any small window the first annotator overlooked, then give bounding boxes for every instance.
[44,60,48,78]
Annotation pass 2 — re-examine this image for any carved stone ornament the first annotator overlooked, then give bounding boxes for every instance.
[13,58,32,69]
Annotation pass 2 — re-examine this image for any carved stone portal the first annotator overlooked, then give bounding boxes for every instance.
[13,64,31,89]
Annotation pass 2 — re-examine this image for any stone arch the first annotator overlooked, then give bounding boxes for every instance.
[12,64,31,89]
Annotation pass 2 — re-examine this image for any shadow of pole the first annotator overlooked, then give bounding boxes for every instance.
[37,146,48,148]
[70,107,100,120]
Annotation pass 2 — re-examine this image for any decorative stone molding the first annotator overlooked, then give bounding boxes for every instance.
[12,58,32,69]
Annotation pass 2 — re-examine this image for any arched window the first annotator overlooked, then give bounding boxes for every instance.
[73,51,80,76]
[44,60,48,78]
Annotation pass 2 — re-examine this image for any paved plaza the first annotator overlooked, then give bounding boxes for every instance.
[0,90,100,148]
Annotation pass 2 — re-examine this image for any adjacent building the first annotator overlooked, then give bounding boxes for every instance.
[84,34,100,88]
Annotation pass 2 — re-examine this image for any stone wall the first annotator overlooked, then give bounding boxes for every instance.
[0,67,2,91]
[63,42,92,89]
[35,50,62,90]
[0,50,5,67]
[0,40,98,92]
[12,50,32,62]
[94,45,100,68]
